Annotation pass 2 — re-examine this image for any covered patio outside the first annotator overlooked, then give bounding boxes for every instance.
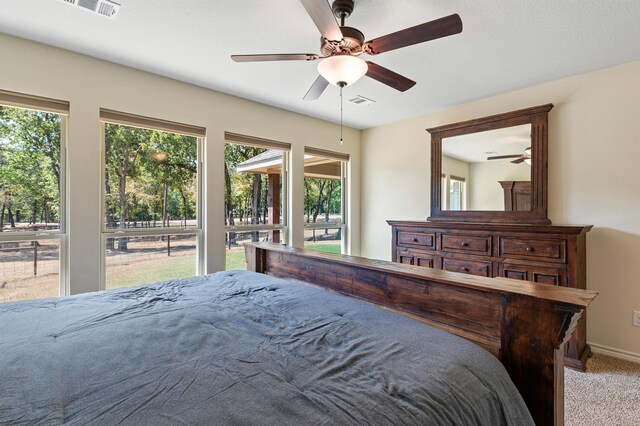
[224,148,345,269]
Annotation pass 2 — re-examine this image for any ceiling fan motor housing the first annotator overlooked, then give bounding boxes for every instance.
[321,26,364,56]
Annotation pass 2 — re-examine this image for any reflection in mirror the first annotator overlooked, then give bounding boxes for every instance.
[441,124,531,211]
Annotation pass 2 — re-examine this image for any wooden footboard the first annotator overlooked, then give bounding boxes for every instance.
[245,243,597,426]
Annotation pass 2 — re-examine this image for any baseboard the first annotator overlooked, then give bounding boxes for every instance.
[588,342,640,364]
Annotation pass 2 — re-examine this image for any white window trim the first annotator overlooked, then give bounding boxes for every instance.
[225,224,287,232]
[303,223,345,230]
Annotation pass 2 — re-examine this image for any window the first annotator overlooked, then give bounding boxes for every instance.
[448,176,466,211]
[441,174,466,211]
[0,90,68,303]
[303,147,348,254]
[100,109,204,289]
[224,132,290,270]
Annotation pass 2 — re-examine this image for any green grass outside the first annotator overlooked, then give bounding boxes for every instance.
[224,243,341,271]
[225,250,248,271]
[106,242,343,289]
[106,255,196,289]
[303,243,341,254]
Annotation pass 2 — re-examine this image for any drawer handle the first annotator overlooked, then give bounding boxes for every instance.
[413,238,419,242]
[526,247,534,252]
[461,242,469,247]
[461,267,469,272]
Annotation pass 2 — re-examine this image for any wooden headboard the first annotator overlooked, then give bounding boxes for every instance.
[245,242,597,426]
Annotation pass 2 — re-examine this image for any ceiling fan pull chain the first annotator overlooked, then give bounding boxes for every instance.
[340,85,344,145]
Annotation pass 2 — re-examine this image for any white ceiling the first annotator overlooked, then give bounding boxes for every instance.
[1,1,640,129]
[443,123,530,163]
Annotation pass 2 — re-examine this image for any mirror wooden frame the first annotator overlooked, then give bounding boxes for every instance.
[427,104,553,224]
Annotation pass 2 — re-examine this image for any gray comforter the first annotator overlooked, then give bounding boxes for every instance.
[0,271,534,425]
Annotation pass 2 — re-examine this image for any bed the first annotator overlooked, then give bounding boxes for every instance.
[0,243,596,425]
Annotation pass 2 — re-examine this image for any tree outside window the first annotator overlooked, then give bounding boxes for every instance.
[102,121,201,289]
[0,105,64,303]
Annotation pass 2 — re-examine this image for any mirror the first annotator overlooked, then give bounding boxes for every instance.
[441,124,531,211]
[427,104,553,224]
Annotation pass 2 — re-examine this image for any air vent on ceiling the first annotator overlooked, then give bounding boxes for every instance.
[56,0,121,19]
[347,95,375,106]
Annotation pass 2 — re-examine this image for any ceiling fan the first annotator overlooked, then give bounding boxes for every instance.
[487,147,532,164]
[231,0,463,100]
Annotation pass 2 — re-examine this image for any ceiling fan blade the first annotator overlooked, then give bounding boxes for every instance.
[299,0,343,41]
[365,14,463,55]
[231,53,319,62]
[511,158,526,164]
[487,154,523,160]
[365,61,416,92]
[303,75,330,100]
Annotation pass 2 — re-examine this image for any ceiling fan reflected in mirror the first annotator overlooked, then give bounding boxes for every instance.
[487,147,532,165]
[231,0,463,100]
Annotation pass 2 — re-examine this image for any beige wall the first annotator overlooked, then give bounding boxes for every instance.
[361,60,640,357]
[469,161,531,210]
[0,33,361,295]
[442,155,470,181]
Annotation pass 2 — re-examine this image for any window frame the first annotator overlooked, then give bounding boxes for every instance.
[223,148,289,235]
[98,118,205,290]
[223,134,291,255]
[448,175,466,211]
[0,95,69,299]
[302,149,348,254]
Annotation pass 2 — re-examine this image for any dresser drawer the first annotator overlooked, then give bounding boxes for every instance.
[499,262,567,286]
[499,237,566,263]
[397,231,435,249]
[441,233,492,256]
[442,257,492,277]
[396,249,435,268]
[532,269,566,286]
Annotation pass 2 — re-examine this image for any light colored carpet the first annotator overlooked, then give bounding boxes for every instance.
[565,353,640,425]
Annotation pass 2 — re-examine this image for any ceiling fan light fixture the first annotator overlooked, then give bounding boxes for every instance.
[524,147,532,165]
[317,55,368,87]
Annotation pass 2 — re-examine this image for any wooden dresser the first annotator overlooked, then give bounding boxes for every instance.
[388,220,593,371]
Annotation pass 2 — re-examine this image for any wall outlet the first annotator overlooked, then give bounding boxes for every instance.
[634,310,640,327]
